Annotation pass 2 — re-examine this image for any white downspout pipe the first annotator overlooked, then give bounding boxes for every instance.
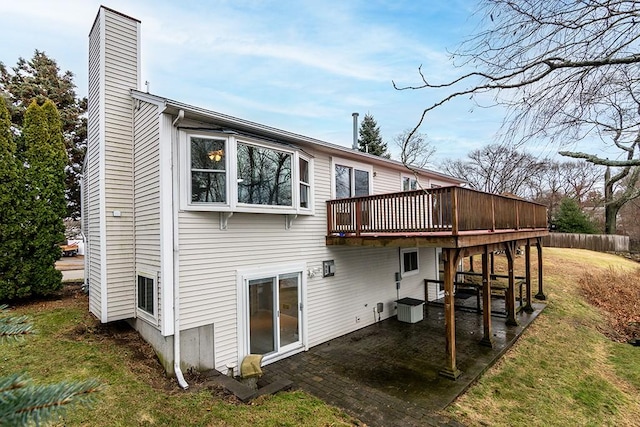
[172,109,188,389]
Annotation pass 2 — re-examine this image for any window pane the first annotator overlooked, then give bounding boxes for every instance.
[402,177,410,191]
[237,143,292,206]
[279,273,299,347]
[191,171,226,203]
[335,165,351,199]
[354,169,369,196]
[403,251,418,273]
[191,137,225,171]
[138,276,154,315]
[300,184,310,208]
[249,277,275,354]
[299,158,309,184]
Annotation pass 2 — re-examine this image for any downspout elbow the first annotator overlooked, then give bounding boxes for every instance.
[174,360,189,390]
[172,109,184,127]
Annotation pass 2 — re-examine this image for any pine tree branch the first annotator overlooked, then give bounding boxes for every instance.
[0,378,102,426]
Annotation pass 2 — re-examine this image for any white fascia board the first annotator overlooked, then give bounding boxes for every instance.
[159,112,174,336]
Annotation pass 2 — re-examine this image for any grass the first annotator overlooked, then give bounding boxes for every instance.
[0,287,356,427]
[448,248,640,426]
[2,248,640,426]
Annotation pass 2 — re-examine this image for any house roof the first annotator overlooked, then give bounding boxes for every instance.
[130,89,466,185]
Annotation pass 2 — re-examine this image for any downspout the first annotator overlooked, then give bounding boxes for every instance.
[172,109,188,389]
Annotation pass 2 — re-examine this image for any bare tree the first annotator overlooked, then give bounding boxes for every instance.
[530,160,601,224]
[394,0,640,233]
[440,143,546,197]
[393,128,435,170]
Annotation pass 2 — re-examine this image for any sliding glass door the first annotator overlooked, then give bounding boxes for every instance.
[248,272,302,356]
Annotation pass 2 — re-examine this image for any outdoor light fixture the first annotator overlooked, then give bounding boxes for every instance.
[208,149,224,162]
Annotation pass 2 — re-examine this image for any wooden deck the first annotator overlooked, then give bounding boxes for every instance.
[326,186,548,248]
[325,186,549,380]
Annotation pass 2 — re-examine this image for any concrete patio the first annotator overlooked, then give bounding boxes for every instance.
[260,300,545,427]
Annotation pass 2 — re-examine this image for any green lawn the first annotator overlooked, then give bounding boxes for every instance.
[2,248,639,426]
[447,248,640,426]
[0,290,355,426]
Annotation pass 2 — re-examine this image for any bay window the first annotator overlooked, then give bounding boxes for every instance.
[183,132,312,213]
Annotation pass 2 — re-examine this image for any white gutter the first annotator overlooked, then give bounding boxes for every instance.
[172,109,188,389]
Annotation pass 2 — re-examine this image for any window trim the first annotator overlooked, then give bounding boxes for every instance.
[400,248,419,277]
[136,272,158,324]
[330,157,373,199]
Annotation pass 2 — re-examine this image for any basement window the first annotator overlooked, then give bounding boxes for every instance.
[137,274,155,316]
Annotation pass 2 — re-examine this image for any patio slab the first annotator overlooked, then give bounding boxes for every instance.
[261,300,545,427]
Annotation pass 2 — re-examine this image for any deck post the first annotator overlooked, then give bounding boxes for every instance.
[535,237,546,300]
[355,200,362,236]
[326,202,333,235]
[524,240,534,313]
[440,248,462,380]
[490,251,495,275]
[491,196,496,231]
[480,247,494,348]
[451,188,459,235]
[504,242,519,326]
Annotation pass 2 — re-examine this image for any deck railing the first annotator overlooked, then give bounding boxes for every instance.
[326,186,547,236]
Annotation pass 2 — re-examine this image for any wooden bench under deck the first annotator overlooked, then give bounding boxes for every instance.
[425,275,527,316]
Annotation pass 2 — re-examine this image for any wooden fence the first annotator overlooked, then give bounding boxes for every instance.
[542,233,629,252]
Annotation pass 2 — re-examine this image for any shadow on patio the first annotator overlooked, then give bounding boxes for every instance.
[261,301,545,427]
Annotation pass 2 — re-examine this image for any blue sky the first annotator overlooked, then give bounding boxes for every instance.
[0,0,572,166]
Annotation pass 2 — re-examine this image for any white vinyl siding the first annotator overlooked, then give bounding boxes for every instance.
[134,100,161,327]
[373,167,405,194]
[87,16,103,318]
[177,150,440,371]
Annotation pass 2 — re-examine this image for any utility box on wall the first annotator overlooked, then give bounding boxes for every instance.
[323,260,335,277]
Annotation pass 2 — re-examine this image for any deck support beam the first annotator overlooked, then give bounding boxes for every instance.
[504,242,519,326]
[535,237,546,300]
[479,246,494,348]
[523,240,534,313]
[440,248,462,380]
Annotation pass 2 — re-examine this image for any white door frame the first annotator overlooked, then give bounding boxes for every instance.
[236,262,307,367]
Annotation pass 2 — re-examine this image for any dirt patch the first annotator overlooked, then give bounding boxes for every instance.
[62,315,198,393]
[8,283,86,312]
[579,267,640,342]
